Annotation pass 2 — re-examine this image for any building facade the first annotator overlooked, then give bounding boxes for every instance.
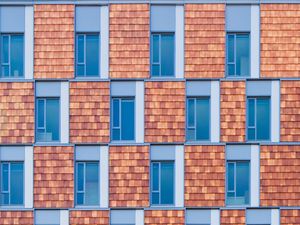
[0,0,299,224]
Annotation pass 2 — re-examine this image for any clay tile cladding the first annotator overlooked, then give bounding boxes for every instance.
[34,4,74,79]
[261,4,300,78]
[185,4,225,78]
[0,211,33,225]
[185,145,225,207]
[221,210,245,225]
[109,4,150,78]
[281,209,300,225]
[0,82,34,144]
[70,210,110,225]
[144,210,185,225]
[34,146,74,208]
[145,81,185,143]
[260,145,300,207]
[109,145,149,207]
[70,81,110,143]
[220,81,246,142]
[281,81,300,141]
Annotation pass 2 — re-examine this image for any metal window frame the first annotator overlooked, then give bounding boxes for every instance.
[246,97,271,141]
[226,32,250,77]
[150,160,175,206]
[75,32,100,77]
[0,161,24,206]
[186,97,211,141]
[35,97,60,143]
[111,97,135,141]
[226,160,251,206]
[150,32,175,77]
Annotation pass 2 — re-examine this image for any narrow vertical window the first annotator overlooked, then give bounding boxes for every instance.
[151,161,174,205]
[226,33,250,77]
[151,33,175,77]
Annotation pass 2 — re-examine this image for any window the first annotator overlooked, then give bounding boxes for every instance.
[226,33,250,77]
[76,34,99,77]
[112,98,135,141]
[76,162,99,206]
[151,33,175,77]
[247,97,270,141]
[187,97,210,141]
[226,161,250,205]
[0,162,24,205]
[151,161,174,205]
[36,98,60,142]
[0,34,24,78]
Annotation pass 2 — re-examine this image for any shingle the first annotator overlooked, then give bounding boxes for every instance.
[70,210,109,225]
[221,210,245,225]
[281,209,300,224]
[145,210,185,225]
[0,211,33,225]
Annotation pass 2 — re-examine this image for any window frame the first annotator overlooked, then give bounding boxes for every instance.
[75,32,100,77]
[0,161,24,206]
[226,32,250,77]
[246,96,271,141]
[150,32,175,77]
[35,97,60,143]
[75,161,100,206]
[111,97,135,141]
[0,33,24,78]
[150,160,175,206]
[186,96,210,142]
[226,160,251,206]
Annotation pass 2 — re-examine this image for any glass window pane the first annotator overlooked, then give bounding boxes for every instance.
[76,193,84,205]
[151,192,159,205]
[151,64,160,77]
[152,35,159,63]
[161,34,174,76]
[1,164,8,192]
[77,163,84,192]
[1,193,9,205]
[10,35,24,77]
[113,99,119,128]
[248,99,255,127]
[2,36,9,63]
[187,128,195,141]
[1,65,9,77]
[152,163,159,191]
[38,99,45,128]
[227,34,235,63]
[76,64,84,77]
[86,35,99,76]
[46,99,60,141]
[256,98,270,140]
[85,163,99,205]
[187,99,195,127]
[227,163,234,191]
[10,163,24,205]
[236,34,250,76]
[121,100,134,140]
[77,35,84,63]
[248,128,255,140]
[236,162,250,204]
[227,64,235,76]
[112,129,120,141]
[196,99,210,140]
[161,162,174,204]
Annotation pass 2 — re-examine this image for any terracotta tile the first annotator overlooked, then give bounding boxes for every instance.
[221,210,245,225]
[145,210,184,225]
[70,210,109,225]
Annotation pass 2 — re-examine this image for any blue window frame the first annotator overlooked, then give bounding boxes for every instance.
[76,34,99,77]
[0,162,24,205]
[111,98,135,141]
[247,97,270,141]
[0,34,24,78]
[151,161,174,205]
[186,97,210,141]
[36,98,60,142]
[76,162,99,206]
[151,33,175,77]
[226,33,250,77]
[226,161,250,205]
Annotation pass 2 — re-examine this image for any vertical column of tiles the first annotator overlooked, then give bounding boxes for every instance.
[185,145,225,207]
[261,4,300,78]
[109,145,150,207]
[260,145,300,207]
[220,81,246,142]
[34,146,74,208]
[281,210,300,225]
[145,81,185,143]
[0,82,34,144]
[109,4,150,78]
[144,210,185,225]
[34,4,74,79]
[69,81,110,143]
[70,210,109,225]
[281,80,300,141]
[0,211,34,225]
[221,210,245,225]
[185,4,225,78]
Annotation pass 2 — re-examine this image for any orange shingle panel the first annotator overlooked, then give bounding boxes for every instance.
[70,210,109,225]
[145,210,185,225]
[281,209,300,225]
[221,210,245,225]
[0,211,33,225]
